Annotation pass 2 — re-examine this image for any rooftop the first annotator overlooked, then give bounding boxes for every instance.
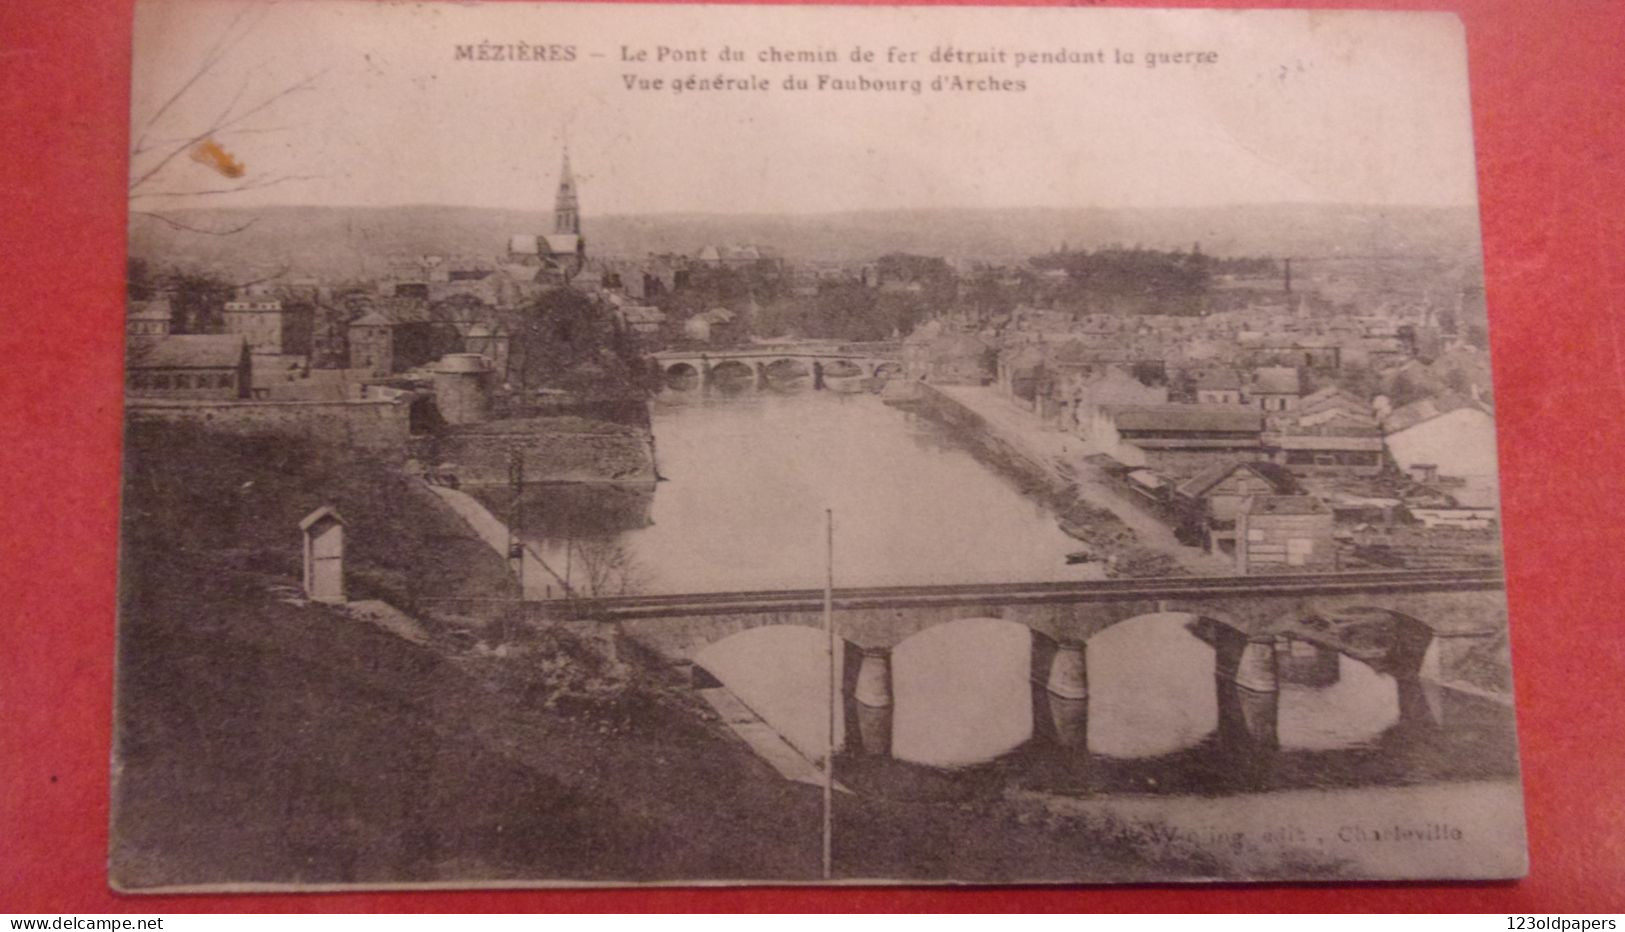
[1175,460,1295,500]
[1244,494,1330,516]
[127,334,247,370]
[1383,393,1490,434]
[1104,404,1263,434]
[1249,366,1302,395]
[1191,368,1242,391]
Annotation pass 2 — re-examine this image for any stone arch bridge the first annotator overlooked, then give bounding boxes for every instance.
[533,569,1508,756]
[652,342,902,389]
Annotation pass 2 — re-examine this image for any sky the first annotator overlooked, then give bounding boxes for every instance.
[128,1,1483,216]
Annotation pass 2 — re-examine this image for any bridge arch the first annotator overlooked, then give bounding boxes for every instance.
[693,623,856,756]
[871,361,903,382]
[821,358,865,380]
[663,361,701,388]
[707,359,755,386]
[760,357,811,383]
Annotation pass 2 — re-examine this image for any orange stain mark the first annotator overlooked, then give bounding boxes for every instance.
[189,138,245,178]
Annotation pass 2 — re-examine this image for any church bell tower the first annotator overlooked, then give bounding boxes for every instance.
[553,147,580,236]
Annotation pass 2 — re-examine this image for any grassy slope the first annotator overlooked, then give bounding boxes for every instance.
[113,422,1189,887]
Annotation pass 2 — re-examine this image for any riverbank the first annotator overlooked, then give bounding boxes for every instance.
[888,382,1225,576]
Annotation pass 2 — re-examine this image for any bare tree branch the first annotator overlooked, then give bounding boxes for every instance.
[142,123,304,145]
[131,4,261,155]
[132,210,261,236]
[215,69,327,136]
[130,172,327,200]
[128,69,323,196]
[230,265,293,289]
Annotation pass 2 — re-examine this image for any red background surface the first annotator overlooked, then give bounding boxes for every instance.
[3,0,1623,913]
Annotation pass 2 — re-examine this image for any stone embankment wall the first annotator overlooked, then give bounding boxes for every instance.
[126,398,412,451]
[888,384,1174,575]
[429,415,657,486]
[892,383,1072,501]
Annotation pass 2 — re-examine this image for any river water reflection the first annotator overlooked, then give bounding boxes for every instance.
[696,616,1519,796]
[520,388,1102,594]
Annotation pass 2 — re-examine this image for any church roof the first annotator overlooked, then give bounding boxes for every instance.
[542,233,582,255]
[508,234,539,256]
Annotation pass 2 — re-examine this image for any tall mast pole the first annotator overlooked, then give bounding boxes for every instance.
[823,507,835,881]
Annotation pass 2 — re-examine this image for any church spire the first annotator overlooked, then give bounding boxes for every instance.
[553,146,579,236]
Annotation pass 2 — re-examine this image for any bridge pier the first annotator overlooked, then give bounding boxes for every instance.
[1032,685,1089,749]
[1029,634,1089,749]
[1046,641,1089,700]
[1234,638,1280,693]
[851,646,893,756]
[1397,675,1445,731]
[1279,638,1341,687]
[1214,629,1280,750]
[1217,678,1281,751]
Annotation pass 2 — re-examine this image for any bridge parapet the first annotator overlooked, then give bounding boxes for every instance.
[573,571,1506,677]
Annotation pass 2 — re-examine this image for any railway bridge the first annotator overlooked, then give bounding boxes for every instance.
[536,569,1509,755]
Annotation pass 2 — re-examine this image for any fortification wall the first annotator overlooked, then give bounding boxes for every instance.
[126,398,412,451]
[430,416,657,486]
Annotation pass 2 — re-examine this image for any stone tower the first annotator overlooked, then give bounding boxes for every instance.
[554,147,580,236]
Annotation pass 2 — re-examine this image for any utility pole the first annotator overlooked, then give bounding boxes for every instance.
[822,507,835,881]
[507,447,525,597]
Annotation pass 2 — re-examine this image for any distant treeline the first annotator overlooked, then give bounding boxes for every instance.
[1030,246,1280,315]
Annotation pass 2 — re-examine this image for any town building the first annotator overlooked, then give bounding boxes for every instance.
[1173,461,1297,553]
[126,334,252,400]
[126,298,172,338]
[1065,366,1168,434]
[431,353,495,426]
[681,307,736,343]
[996,344,1050,411]
[347,311,395,378]
[1190,367,1244,405]
[462,323,511,378]
[695,244,785,273]
[1246,366,1301,412]
[1235,494,1336,573]
[616,303,666,337]
[1089,404,1265,475]
[222,298,286,354]
[1382,393,1500,505]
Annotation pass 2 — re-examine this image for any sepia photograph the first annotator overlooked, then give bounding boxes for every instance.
[111,0,1524,890]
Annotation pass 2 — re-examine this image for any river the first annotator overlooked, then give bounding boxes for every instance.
[519,384,1103,595]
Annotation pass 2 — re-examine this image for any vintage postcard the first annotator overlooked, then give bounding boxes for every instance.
[113,0,1525,889]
